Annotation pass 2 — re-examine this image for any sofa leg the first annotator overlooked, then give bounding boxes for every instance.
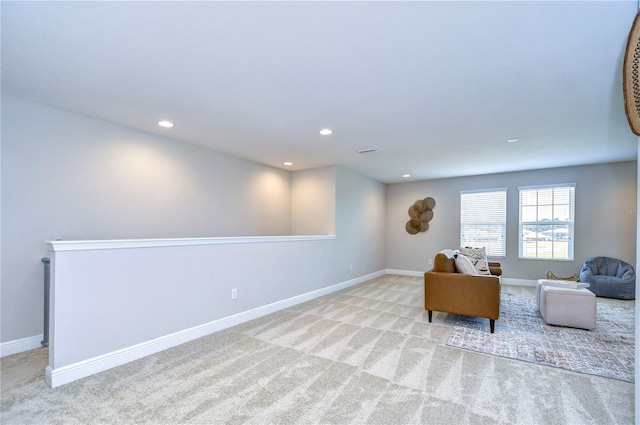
[428,310,433,323]
[490,319,495,333]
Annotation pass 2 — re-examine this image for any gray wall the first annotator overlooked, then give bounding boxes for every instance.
[386,162,637,280]
[2,96,290,341]
[292,165,386,280]
[333,166,386,279]
[1,95,388,345]
[291,166,336,235]
[1,96,291,342]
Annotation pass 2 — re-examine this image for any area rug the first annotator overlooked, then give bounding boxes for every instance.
[446,293,635,382]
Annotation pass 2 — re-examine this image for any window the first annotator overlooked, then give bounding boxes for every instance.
[460,188,507,257]
[519,184,575,260]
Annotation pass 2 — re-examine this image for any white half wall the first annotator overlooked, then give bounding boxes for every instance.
[46,236,364,387]
[42,166,386,386]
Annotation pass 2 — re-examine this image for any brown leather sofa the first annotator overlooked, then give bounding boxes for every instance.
[424,253,501,333]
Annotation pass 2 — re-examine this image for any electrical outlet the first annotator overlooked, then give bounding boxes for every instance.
[428,259,433,265]
[350,264,354,271]
[231,288,237,299]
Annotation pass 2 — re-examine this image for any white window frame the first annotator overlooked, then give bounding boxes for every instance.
[459,188,507,258]
[518,183,575,261]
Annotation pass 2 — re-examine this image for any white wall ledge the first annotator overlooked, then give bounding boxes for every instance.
[46,235,336,251]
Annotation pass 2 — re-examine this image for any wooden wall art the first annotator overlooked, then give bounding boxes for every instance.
[623,12,640,136]
[406,197,435,234]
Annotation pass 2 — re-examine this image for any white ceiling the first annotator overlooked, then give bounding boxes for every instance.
[2,1,638,184]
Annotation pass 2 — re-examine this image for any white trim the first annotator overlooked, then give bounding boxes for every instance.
[45,269,385,388]
[47,235,336,252]
[518,182,576,190]
[501,277,537,287]
[386,269,424,277]
[0,335,44,357]
[459,187,508,195]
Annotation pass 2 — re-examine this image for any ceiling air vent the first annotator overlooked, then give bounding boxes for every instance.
[356,147,381,154]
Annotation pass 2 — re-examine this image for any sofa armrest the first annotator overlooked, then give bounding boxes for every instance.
[424,272,501,320]
[488,261,502,276]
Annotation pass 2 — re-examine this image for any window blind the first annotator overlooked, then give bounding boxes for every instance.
[460,188,507,257]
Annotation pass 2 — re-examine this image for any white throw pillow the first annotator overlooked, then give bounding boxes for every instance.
[439,248,458,259]
[459,246,491,275]
[455,254,478,275]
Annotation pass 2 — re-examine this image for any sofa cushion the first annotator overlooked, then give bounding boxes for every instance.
[433,253,456,273]
[455,254,478,275]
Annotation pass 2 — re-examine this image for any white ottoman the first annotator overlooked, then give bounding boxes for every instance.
[536,279,596,330]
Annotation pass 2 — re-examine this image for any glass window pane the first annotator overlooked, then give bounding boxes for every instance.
[538,205,553,221]
[554,205,570,221]
[552,240,569,259]
[537,189,553,205]
[553,188,571,204]
[519,184,574,260]
[522,240,537,257]
[521,206,537,222]
[521,191,537,205]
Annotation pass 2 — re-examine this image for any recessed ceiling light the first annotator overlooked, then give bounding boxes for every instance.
[158,120,174,128]
[319,128,332,136]
[283,161,293,166]
[507,138,519,143]
[403,174,411,178]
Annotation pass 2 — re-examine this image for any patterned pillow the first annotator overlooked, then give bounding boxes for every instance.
[459,246,491,275]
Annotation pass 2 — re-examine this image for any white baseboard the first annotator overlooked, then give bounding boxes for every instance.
[386,269,424,277]
[0,335,44,358]
[502,277,537,287]
[46,269,387,388]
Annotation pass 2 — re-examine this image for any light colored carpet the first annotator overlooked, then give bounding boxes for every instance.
[0,275,635,424]
[446,292,635,382]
